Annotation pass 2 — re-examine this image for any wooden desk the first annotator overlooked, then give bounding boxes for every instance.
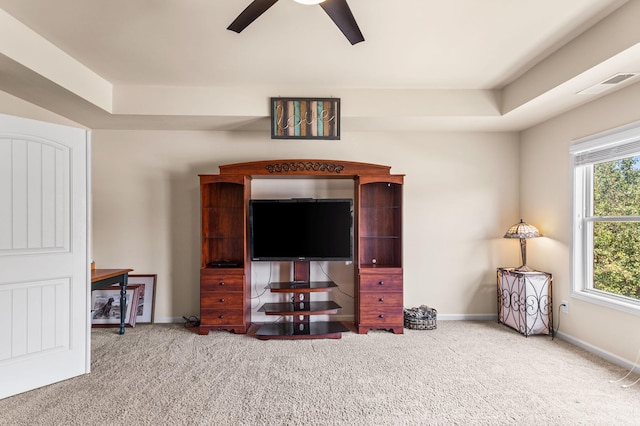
[91,268,134,335]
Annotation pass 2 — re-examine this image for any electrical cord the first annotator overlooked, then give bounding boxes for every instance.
[609,344,640,388]
[183,315,200,328]
[316,262,354,299]
[552,303,566,340]
[250,262,274,311]
[553,302,639,388]
[251,286,270,300]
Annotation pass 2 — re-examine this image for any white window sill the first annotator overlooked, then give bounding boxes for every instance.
[571,288,640,316]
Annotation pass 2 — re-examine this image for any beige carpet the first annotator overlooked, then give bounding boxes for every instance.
[1,321,639,425]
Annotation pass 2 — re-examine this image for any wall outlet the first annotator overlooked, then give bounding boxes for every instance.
[560,300,569,314]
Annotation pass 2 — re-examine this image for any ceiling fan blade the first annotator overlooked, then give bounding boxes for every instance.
[319,0,364,45]
[227,0,279,33]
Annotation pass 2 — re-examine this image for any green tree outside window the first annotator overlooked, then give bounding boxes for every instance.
[593,156,640,300]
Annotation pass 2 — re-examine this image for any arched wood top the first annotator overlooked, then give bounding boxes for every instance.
[218,159,393,177]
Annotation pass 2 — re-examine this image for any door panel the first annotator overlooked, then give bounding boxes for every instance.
[0,278,70,361]
[0,113,89,399]
[0,137,69,254]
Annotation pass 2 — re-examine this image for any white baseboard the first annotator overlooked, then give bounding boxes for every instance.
[155,316,187,324]
[159,314,499,324]
[437,314,497,321]
[555,331,640,375]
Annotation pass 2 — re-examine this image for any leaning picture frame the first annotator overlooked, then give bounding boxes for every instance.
[124,274,157,323]
[91,284,143,328]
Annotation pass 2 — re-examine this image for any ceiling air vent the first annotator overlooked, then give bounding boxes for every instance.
[578,72,640,95]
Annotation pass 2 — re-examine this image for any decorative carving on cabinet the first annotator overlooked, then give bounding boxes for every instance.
[265,161,345,174]
[218,159,391,177]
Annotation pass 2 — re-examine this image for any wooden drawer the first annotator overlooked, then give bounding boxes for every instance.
[200,293,244,310]
[200,274,244,292]
[200,309,244,325]
[359,274,402,292]
[359,292,403,310]
[358,304,403,325]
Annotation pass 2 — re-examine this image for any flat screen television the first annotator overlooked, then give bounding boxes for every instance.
[249,198,353,261]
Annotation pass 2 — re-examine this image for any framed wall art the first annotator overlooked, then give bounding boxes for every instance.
[271,97,340,140]
[125,274,157,323]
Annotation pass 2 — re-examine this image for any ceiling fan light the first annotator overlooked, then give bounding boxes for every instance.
[294,0,325,5]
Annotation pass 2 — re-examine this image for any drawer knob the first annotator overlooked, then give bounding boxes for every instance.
[220,298,225,302]
[379,297,385,302]
[219,282,225,286]
[219,315,224,319]
[378,281,384,285]
[379,314,385,319]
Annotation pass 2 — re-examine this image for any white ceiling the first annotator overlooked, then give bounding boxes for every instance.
[1,0,639,132]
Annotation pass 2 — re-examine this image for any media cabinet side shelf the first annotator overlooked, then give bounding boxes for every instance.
[355,175,404,334]
[198,174,252,335]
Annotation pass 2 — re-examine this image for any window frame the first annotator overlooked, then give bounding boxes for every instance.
[571,121,640,315]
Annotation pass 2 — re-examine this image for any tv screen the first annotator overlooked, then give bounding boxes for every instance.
[250,198,353,261]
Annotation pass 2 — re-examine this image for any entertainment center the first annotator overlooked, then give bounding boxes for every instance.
[198,159,404,339]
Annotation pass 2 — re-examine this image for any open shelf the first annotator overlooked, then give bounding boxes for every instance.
[255,261,346,339]
[258,301,342,316]
[254,321,350,340]
[268,281,337,293]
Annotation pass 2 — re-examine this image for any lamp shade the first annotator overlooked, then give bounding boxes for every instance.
[503,219,541,239]
[504,219,541,272]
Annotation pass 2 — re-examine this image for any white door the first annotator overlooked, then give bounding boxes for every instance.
[0,113,90,399]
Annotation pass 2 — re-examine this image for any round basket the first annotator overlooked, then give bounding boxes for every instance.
[404,305,437,330]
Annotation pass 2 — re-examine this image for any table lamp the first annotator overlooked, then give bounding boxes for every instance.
[503,219,541,272]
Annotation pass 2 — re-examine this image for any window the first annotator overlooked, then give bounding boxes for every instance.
[571,121,640,314]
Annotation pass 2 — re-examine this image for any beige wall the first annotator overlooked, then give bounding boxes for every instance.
[90,129,519,323]
[521,81,640,365]
[8,81,640,366]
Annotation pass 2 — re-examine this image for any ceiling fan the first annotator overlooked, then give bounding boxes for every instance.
[227,0,365,45]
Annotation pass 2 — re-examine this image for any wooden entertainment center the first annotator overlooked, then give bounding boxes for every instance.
[198,159,404,339]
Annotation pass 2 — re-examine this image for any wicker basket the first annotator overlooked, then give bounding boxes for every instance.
[404,305,437,330]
